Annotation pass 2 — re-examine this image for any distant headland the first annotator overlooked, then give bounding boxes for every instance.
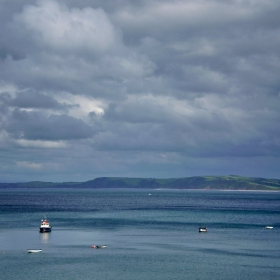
[1,175,280,191]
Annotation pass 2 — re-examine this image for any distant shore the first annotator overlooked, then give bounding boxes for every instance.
[1,175,280,191]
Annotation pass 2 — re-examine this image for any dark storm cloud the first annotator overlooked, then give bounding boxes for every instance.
[0,47,26,61]
[5,109,94,141]
[8,90,66,109]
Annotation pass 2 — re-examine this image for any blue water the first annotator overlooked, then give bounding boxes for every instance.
[0,188,279,280]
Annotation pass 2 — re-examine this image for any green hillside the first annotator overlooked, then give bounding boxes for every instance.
[1,175,280,190]
[79,175,280,190]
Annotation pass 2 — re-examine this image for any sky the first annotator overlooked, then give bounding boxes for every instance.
[1,0,280,182]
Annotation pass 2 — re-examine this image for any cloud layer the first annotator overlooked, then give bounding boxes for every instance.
[1,0,280,182]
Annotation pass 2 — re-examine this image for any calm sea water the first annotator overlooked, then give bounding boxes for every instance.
[0,188,279,280]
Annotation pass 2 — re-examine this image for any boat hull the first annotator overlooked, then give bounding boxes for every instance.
[96,245,107,249]
[39,227,52,233]
[264,226,273,229]
[28,249,42,253]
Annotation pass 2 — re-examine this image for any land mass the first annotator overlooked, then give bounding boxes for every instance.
[1,175,280,191]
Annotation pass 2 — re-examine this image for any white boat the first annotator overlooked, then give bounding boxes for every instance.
[96,245,107,249]
[264,226,273,229]
[199,227,207,232]
[39,219,52,233]
[28,249,42,253]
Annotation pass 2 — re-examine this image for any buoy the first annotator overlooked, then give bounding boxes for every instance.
[91,245,95,248]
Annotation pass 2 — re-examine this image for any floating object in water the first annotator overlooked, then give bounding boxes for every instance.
[199,227,207,232]
[28,249,42,253]
[91,245,95,248]
[39,219,52,233]
[264,226,273,229]
[96,245,107,249]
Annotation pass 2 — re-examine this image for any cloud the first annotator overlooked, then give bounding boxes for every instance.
[5,109,94,141]
[0,0,280,182]
[16,160,42,169]
[15,139,67,149]
[3,0,155,99]
[8,89,66,109]
[14,0,122,53]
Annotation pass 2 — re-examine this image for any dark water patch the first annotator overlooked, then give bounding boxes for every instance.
[49,217,192,231]
[1,189,280,214]
[202,222,273,229]
[200,247,276,259]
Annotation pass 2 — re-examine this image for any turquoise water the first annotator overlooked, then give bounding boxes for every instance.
[0,189,279,279]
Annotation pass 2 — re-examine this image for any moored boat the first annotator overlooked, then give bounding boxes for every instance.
[96,245,107,249]
[199,227,207,232]
[28,249,42,253]
[39,219,52,233]
[264,226,273,229]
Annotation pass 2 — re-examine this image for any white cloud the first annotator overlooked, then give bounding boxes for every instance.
[15,139,67,149]
[15,0,122,53]
[55,92,105,120]
[0,82,18,97]
[16,160,42,169]
[115,0,275,30]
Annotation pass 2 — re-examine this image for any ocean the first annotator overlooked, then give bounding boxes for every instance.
[0,188,279,280]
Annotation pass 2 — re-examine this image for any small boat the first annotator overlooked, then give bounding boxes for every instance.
[96,245,107,249]
[28,249,42,253]
[199,227,207,232]
[264,226,273,229]
[39,219,52,233]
